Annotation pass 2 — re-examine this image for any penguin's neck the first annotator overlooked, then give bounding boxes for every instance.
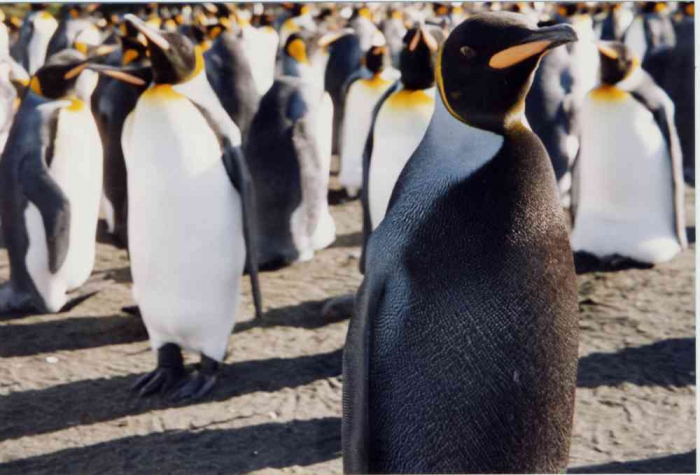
[422,91,505,172]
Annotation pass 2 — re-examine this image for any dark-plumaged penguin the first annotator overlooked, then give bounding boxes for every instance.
[203,18,260,143]
[117,15,262,401]
[92,22,152,247]
[343,12,579,473]
[359,24,444,273]
[0,49,126,314]
[571,41,687,264]
[244,32,336,268]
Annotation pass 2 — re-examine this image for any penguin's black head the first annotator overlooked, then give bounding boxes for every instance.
[30,49,88,99]
[400,25,446,90]
[437,12,577,131]
[596,41,639,85]
[125,14,203,85]
[364,45,388,75]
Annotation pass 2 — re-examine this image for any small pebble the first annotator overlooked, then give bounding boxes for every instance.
[46,357,58,364]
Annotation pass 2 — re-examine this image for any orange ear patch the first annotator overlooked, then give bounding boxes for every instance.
[489,40,551,69]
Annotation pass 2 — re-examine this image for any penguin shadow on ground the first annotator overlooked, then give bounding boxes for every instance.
[576,337,695,389]
[234,298,351,334]
[329,231,362,248]
[327,187,357,205]
[0,312,148,358]
[569,449,696,474]
[95,219,127,249]
[0,417,341,475]
[0,348,342,442]
[0,288,101,322]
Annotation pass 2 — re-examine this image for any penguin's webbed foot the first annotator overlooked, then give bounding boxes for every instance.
[170,355,220,402]
[132,343,185,397]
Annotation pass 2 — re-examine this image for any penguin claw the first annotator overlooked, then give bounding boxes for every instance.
[169,373,218,402]
[132,367,184,397]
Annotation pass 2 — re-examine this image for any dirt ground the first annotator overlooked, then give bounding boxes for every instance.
[0,177,695,474]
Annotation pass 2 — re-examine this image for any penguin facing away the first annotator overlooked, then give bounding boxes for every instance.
[244,32,336,268]
[338,45,395,198]
[118,15,262,401]
[359,25,443,273]
[0,50,137,314]
[571,42,686,264]
[343,13,579,473]
[12,7,58,75]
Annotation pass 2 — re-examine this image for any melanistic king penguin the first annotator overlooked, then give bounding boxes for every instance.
[244,32,336,268]
[0,50,120,314]
[571,42,687,264]
[338,45,395,199]
[118,15,262,400]
[343,12,579,473]
[359,25,444,272]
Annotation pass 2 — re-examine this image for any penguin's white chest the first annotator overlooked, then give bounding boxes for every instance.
[27,16,57,75]
[572,88,680,263]
[24,99,103,311]
[339,75,394,192]
[123,85,245,360]
[369,87,435,229]
[243,26,279,95]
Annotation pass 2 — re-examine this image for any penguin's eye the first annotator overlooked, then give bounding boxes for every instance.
[460,46,476,60]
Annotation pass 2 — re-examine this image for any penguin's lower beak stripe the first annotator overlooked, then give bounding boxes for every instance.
[124,14,170,51]
[597,43,619,60]
[64,63,88,80]
[85,64,147,86]
[489,40,552,69]
[489,24,577,69]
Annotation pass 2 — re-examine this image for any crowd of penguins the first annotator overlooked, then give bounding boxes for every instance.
[0,2,694,473]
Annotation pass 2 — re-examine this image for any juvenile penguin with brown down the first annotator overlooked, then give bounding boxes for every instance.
[343,12,580,473]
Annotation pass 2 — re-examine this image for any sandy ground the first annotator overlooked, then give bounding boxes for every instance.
[0,177,695,474]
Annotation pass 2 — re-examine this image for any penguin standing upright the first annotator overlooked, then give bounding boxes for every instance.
[45,4,102,60]
[360,25,444,271]
[92,24,152,247]
[203,18,260,143]
[338,45,395,199]
[0,50,132,314]
[624,2,676,61]
[571,42,687,264]
[117,16,262,400]
[244,32,336,268]
[11,5,58,75]
[238,11,279,96]
[343,13,579,473]
[381,8,407,68]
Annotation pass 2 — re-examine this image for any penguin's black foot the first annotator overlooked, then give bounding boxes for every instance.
[132,343,185,397]
[170,355,220,402]
[121,305,141,317]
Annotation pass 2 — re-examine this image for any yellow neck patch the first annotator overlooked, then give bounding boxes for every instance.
[122,48,140,66]
[143,83,185,101]
[387,88,434,109]
[590,84,629,102]
[287,38,309,64]
[435,43,465,123]
[364,73,392,90]
[30,76,42,96]
[39,11,53,20]
[67,97,84,111]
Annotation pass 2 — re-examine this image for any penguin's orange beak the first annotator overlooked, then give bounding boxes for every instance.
[124,13,170,51]
[82,63,148,86]
[489,23,578,69]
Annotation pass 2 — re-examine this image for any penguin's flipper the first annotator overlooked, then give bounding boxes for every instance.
[359,80,400,274]
[18,150,71,274]
[343,276,385,474]
[221,139,264,320]
[630,75,688,249]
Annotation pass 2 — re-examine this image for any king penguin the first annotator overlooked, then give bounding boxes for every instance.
[11,5,58,75]
[45,4,102,60]
[338,45,395,199]
[571,42,687,264]
[0,50,127,314]
[118,15,262,400]
[360,25,444,272]
[343,13,579,473]
[244,32,336,268]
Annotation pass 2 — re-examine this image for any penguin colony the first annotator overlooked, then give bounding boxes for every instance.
[0,2,692,472]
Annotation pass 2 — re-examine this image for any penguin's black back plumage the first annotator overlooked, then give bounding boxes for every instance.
[205,31,259,143]
[324,33,363,154]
